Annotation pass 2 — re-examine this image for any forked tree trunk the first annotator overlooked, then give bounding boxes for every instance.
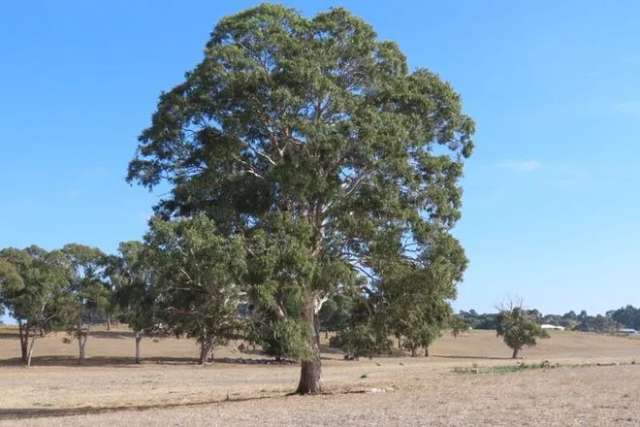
[18,320,28,363]
[296,298,322,395]
[512,347,519,359]
[26,335,37,368]
[134,332,143,364]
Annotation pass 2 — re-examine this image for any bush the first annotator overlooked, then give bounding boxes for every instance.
[254,318,309,361]
[336,324,380,360]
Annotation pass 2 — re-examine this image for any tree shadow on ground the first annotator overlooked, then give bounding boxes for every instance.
[0,385,373,421]
[318,344,344,355]
[0,355,303,368]
[88,331,134,339]
[430,354,514,361]
[0,332,19,339]
[0,394,278,421]
[0,330,133,341]
[0,356,194,368]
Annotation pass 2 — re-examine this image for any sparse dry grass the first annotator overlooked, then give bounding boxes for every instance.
[1,327,639,426]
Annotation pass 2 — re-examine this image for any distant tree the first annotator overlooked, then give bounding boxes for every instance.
[109,241,161,363]
[578,310,589,323]
[474,314,499,330]
[609,305,640,331]
[574,313,619,333]
[449,314,471,338]
[386,233,466,357]
[126,4,474,393]
[319,294,354,335]
[337,323,380,360]
[496,303,548,359]
[249,317,309,362]
[0,247,70,367]
[331,291,392,360]
[61,244,109,364]
[144,214,246,364]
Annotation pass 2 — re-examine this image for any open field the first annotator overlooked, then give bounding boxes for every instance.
[2,327,640,426]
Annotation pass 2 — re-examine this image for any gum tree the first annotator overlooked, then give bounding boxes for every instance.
[496,303,549,359]
[386,233,467,357]
[61,244,109,364]
[0,247,70,367]
[109,241,161,364]
[143,214,246,364]
[128,4,474,393]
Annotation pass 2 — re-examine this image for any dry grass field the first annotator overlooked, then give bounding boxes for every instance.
[1,326,640,426]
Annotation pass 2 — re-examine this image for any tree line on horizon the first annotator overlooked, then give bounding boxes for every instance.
[458,306,640,333]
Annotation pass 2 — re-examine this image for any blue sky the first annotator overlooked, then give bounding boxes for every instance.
[1,1,639,318]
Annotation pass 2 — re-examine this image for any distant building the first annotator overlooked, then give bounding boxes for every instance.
[541,324,565,331]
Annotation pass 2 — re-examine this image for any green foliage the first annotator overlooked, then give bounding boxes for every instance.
[337,324,380,360]
[0,246,72,364]
[382,235,466,356]
[330,292,391,359]
[449,314,471,338]
[608,305,640,331]
[319,294,354,332]
[143,214,247,355]
[496,305,549,358]
[61,244,110,327]
[108,241,161,336]
[0,259,22,317]
[255,318,309,361]
[0,247,70,330]
[457,310,499,330]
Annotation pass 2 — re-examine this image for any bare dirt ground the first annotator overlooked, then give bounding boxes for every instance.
[1,327,640,426]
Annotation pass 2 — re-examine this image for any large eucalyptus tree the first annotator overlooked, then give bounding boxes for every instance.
[128,4,474,394]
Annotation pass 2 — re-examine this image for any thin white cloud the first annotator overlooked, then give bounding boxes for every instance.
[498,160,542,173]
[615,101,640,117]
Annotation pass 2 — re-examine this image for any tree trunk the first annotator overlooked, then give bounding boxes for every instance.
[18,320,28,363]
[296,297,322,395]
[78,332,88,364]
[410,347,417,357]
[26,335,37,368]
[199,339,213,365]
[424,347,429,357]
[512,347,519,359]
[106,315,111,331]
[135,332,142,364]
